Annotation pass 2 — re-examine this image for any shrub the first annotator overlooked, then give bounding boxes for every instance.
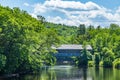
[99,61,103,67]
[113,58,120,69]
[88,61,94,67]
[103,59,113,68]
[0,54,6,71]
[94,53,100,67]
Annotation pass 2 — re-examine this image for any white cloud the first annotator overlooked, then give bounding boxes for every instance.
[44,1,101,10]
[33,3,47,13]
[23,3,29,7]
[47,16,79,26]
[47,16,92,26]
[30,0,120,26]
[30,13,37,18]
[116,7,120,13]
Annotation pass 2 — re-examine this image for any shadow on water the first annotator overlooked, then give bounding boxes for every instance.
[1,65,120,80]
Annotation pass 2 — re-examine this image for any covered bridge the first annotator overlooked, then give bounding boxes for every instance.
[52,44,92,64]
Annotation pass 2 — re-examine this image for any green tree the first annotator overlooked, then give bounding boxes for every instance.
[77,24,86,36]
[94,53,100,67]
[102,48,115,67]
[77,48,91,67]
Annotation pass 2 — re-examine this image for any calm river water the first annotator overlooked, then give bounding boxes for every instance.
[1,65,120,80]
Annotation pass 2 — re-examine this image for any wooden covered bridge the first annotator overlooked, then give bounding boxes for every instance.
[52,44,92,64]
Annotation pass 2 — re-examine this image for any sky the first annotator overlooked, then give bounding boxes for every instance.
[0,0,120,27]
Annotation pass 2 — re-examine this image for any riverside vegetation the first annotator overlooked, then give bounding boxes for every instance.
[0,5,120,74]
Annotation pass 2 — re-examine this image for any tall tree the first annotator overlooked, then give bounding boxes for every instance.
[77,24,86,35]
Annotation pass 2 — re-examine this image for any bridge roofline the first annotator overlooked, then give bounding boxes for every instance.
[52,44,92,50]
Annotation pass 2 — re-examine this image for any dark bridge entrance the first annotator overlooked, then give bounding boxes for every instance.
[52,44,92,64]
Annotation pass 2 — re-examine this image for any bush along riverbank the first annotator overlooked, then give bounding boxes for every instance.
[72,48,120,69]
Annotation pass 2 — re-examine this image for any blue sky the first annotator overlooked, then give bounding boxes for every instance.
[0,0,120,27]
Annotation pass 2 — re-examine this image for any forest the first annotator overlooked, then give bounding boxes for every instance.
[0,5,120,74]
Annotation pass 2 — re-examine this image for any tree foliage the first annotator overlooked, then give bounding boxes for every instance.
[0,5,59,73]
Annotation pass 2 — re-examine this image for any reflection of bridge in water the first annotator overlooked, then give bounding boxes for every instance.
[52,44,92,64]
[47,65,88,80]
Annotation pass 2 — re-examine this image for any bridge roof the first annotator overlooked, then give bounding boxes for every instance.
[52,44,92,50]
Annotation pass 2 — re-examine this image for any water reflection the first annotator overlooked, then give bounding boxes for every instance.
[1,65,120,80]
[90,67,120,80]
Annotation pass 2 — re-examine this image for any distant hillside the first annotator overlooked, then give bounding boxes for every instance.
[45,22,78,44]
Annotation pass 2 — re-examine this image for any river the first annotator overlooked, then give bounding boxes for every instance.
[1,65,120,80]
